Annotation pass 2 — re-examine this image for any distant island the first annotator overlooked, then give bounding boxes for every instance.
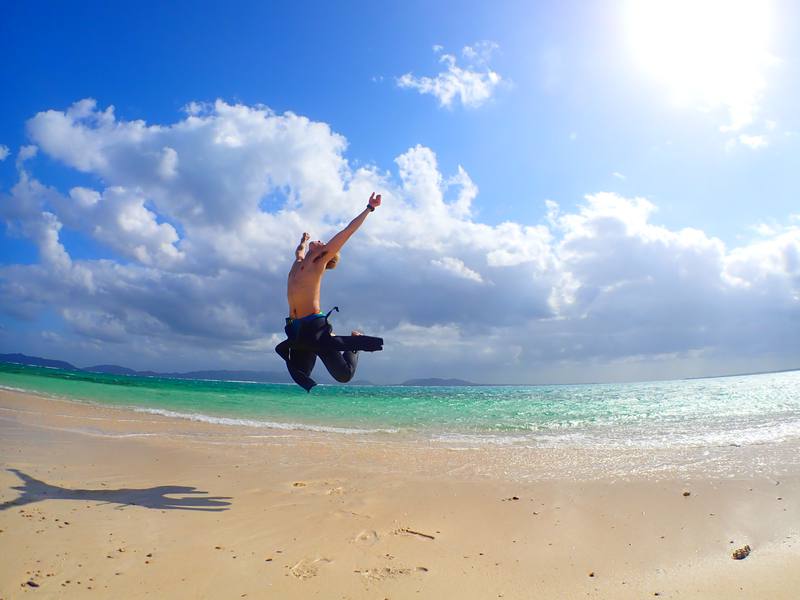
[4,352,796,387]
[0,353,487,386]
[0,353,77,371]
[0,353,295,385]
[0,354,487,386]
[88,365,298,384]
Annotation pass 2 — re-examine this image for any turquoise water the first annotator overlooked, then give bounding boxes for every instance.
[2,362,800,448]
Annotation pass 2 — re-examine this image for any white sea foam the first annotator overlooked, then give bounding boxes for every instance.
[4,370,799,452]
[0,384,34,394]
[429,417,800,449]
[131,406,399,435]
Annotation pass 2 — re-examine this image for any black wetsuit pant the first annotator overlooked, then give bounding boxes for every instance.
[286,332,359,383]
[275,314,383,391]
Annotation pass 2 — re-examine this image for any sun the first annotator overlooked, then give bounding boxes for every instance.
[625,0,774,130]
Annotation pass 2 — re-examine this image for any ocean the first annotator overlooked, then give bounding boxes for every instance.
[2,362,799,451]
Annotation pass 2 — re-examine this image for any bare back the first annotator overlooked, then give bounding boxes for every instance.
[287,258,326,318]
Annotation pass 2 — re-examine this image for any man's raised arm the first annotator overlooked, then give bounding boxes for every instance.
[295,232,310,261]
[325,193,382,255]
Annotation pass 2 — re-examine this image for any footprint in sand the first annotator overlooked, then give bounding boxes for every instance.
[290,557,332,579]
[354,566,429,580]
[353,529,379,545]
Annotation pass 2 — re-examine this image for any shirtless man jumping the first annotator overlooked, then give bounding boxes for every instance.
[275,193,384,391]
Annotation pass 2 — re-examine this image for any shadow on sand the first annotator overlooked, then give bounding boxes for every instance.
[1,468,232,512]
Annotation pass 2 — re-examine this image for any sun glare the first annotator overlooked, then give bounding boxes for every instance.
[625,0,774,130]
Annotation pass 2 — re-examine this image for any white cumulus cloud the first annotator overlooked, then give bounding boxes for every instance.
[0,99,798,382]
[431,257,484,283]
[397,42,503,109]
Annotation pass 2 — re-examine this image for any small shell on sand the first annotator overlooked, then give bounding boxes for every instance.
[732,545,751,560]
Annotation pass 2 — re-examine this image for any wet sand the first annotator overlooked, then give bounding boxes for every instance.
[1,388,799,599]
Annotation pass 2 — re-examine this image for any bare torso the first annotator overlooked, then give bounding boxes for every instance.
[287,259,325,318]
[285,194,380,320]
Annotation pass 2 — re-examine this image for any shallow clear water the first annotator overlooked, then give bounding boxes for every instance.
[2,363,799,450]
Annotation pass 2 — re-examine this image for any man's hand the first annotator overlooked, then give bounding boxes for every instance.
[295,232,311,260]
[323,194,382,256]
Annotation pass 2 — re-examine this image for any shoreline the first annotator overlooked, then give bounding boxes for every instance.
[1,388,799,598]
[3,366,800,459]
[2,385,798,483]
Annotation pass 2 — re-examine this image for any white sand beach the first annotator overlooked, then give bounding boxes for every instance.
[1,388,799,599]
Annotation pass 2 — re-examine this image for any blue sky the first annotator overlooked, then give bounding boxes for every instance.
[1,0,799,382]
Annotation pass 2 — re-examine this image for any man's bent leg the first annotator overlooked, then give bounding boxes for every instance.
[318,348,359,383]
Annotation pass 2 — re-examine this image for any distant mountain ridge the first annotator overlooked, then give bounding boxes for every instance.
[1,353,294,384]
[85,364,295,384]
[1,353,476,386]
[3,352,800,387]
[0,353,78,371]
[86,364,138,375]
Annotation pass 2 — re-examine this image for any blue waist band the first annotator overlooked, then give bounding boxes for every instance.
[291,312,325,322]
[285,312,326,338]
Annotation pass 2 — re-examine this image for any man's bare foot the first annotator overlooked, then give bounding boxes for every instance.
[351,330,363,336]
